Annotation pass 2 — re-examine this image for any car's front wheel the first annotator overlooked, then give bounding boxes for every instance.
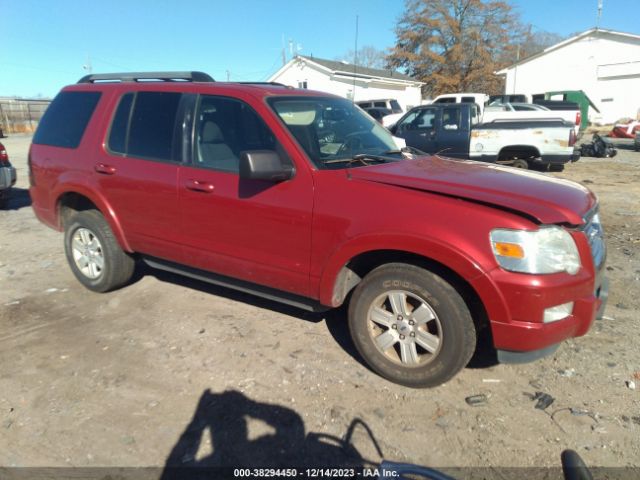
[64,210,135,292]
[348,263,476,388]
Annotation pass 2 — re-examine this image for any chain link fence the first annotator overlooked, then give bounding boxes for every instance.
[0,98,51,137]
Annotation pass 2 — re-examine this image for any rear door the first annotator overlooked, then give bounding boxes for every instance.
[177,94,314,297]
[394,107,439,152]
[94,91,186,261]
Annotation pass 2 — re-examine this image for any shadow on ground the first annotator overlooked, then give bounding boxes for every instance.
[160,389,380,478]
[1,187,31,210]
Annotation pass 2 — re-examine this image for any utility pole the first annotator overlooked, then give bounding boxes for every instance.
[352,15,359,101]
[596,0,603,29]
[512,44,520,94]
[83,54,92,74]
[281,34,286,66]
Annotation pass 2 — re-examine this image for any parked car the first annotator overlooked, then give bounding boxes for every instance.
[391,103,579,170]
[29,71,607,388]
[0,141,17,208]
[496,102,549,111]
[356,99,403,114]
[483,102,581,136]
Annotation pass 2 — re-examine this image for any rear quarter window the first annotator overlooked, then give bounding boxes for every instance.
[33,91,101,148]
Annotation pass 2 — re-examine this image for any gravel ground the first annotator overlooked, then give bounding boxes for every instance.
[0,134,638,474]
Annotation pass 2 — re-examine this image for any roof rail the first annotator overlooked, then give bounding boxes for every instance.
[77,71,215,84]
[235,82,293,88]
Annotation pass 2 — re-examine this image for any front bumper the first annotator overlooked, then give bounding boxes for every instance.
[495,273,608,363]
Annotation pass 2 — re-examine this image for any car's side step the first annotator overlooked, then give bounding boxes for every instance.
[142,256,327,313]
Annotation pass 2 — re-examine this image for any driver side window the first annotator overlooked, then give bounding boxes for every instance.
[398,108,436,131]
[194,95,276,173]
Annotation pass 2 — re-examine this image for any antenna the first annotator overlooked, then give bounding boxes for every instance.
[596,0,603,29]
[352,15,359,100]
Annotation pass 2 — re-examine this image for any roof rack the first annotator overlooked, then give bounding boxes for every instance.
[77,71,215,84]
[235,82,293,88]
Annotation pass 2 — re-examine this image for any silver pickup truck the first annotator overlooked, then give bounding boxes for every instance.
[0,141,17,207]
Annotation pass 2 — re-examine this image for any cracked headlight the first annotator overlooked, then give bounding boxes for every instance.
[490,227,580,275]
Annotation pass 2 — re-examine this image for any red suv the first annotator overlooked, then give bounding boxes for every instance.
[29,72,608,387]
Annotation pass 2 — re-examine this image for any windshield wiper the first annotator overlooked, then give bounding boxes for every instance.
[384,146,427,156]
[323,153,399,166]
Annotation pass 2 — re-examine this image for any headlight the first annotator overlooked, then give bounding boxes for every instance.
[490,227,580,275]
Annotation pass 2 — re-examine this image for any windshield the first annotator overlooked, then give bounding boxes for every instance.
[268,97,401,169]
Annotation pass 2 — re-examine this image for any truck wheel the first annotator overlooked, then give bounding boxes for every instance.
[549,164,565,172]
[64,210,135,292]
[511,159,529,169]
[348,263,476,388]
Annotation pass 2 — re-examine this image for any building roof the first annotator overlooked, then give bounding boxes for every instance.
[497,28,640,75]
[299,55,417,82]
[269,55,422,85]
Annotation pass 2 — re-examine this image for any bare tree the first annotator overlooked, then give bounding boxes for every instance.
[336,46,387,69]
[387,0,523,96]
[516,29,565,60]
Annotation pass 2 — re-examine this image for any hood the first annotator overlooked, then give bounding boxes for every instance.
[348,156,596,225]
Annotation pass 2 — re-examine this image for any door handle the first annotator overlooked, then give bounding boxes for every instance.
[94,163,117,175]
[185,179,215,193]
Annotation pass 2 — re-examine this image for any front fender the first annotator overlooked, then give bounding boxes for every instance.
[52,172,132,252]
[317,233,488,307]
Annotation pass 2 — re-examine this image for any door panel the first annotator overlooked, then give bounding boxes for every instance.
[178,95,313,297]
[96,91,184,262]
[436,106,470,159]
[395,107,438,153]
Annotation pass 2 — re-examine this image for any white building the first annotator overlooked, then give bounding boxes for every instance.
[496,28,640,124]
[268,55,423,111]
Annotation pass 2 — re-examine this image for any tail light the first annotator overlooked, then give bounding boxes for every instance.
[575,111,581,127]
[28,148,35,186]
[0,143,8,165]
[569,128,577,147]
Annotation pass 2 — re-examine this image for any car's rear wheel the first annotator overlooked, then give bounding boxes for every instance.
[64,210,134,292]
[348,263,476,388]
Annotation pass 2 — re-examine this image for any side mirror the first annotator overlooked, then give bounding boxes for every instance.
[239,150,293,182]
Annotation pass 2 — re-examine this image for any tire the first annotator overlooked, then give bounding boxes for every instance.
[64,210,135,292]
[348,263,476,388]
[511,159,529,169]
[549,164,565,172]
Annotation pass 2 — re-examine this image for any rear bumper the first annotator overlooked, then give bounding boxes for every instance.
[529,153,574,166]
[0,165,16,191]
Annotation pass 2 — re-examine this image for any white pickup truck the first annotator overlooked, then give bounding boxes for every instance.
[390,103,579,170]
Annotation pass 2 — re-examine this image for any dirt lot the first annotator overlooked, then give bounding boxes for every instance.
[0,134,639,474]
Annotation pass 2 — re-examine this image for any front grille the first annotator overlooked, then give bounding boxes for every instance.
[581,209,606,269]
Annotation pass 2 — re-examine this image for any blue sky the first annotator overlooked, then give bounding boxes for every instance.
[1,0,637,98]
